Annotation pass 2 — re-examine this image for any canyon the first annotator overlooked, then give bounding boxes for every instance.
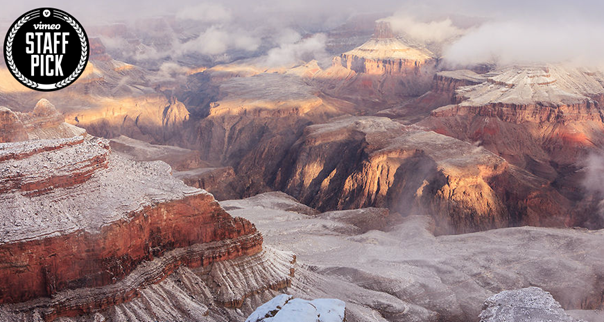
[0,103,291,321]
[0,12,603,322]
[223,192,604,322]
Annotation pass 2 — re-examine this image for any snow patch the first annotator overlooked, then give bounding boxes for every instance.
[246,294,346,322]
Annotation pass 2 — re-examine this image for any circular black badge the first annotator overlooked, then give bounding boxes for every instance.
[3,8,89,91]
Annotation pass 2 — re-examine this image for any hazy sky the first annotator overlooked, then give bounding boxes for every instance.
[3,1,604,67]
[4,0,602,24]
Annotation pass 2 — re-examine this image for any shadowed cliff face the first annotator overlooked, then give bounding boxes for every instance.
[62,62,602,233]
[0,105,292,321]
[5,30,604,236]
[416,66,604,228]
[271,116,573,234]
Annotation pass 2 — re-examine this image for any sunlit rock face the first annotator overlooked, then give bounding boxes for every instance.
[176,72,352,197]
[0,104,298,320]
[425,65,604,166]
[419,65,604,228]
[339,21,434,76]
[316,21,438,104]
[66,95,190,144]
[0,99,84,143]
[271,116,571,234]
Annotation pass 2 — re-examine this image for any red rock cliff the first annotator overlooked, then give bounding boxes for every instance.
[0,105,263,319]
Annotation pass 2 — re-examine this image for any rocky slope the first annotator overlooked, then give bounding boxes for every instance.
[317,21,437,104]
[0,99,85,143]
[418,65,604,228]
[223,192,604,322]
[110,135,244,200]
[479,287,583,322]
[0,104,296,321]
[339,21,434,76]
[273,116,570,233]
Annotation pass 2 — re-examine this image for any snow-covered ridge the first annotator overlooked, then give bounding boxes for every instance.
[0,135,204,244]
[343,38,433,61]
[454,65,604,106]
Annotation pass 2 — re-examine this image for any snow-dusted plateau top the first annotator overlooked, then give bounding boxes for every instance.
[450,65,604,106]
[0,135,205,244]
[343,38,433,62]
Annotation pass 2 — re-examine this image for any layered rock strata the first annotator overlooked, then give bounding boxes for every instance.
[0,105,269,320]
[275,116,571,233]
[0,248,295,321]
[339,21,434,76]
[420,65,604,228]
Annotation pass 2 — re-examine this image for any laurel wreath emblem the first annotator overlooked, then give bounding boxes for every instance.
[5,15,37,88]
[54,16,88,89]
[5,10,88,90]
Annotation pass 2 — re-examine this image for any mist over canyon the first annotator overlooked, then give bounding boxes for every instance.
[0,1,603,321]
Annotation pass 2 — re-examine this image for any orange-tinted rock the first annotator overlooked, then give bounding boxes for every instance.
[0,100,85,143]
[0,105,264,318]
[0,107,27,143]
[89,37,112,62]
[416,65,604,228]
[274,116,571,234]
[0,193,262,305]
[338,21,434,76]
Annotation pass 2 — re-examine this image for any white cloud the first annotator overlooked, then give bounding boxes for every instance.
[156,61,189,79]
[175,3,232,23]
[261,33,328,67]
[179,26,260,56]
[381,14,465,44]
[444,20,604,67]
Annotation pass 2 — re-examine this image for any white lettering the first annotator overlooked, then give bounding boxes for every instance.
[55,55,63,76]
[25,33,34,54]
[30,55,64,76]
[43,33,52,54]
[31,55,39,76]
[33,23,61,30]
[61,32,68,54]
[45,55,53,76]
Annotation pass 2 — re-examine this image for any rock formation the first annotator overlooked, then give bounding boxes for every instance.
[110,135,245,200]
[109,135,208,171]
[319,21,437,103]
[67,95,189,144]
[479,287,582,322]
[272,116,569,233]
[339,21,434,76]
[419,65,604,228]
[0,104,296,321]
[0,99,84,142]
[174,72,352,197]
[223,192,604,322]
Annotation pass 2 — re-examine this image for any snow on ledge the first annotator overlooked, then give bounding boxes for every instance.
[246,294,346,322]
